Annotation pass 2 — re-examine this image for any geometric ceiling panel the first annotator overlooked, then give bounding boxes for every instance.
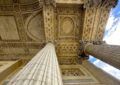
[0,16,19,40]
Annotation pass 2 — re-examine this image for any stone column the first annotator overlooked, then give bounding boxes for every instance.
[7,43,63,85]
[84,43,120,69]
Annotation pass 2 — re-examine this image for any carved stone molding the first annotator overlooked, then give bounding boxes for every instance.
[82,7,110,41]
[56,7,82,40]
[84,0,118,8]
[56,42,79,56]
[15,12,29,41]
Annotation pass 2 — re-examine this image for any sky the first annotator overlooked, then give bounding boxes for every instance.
[89,0,120,80]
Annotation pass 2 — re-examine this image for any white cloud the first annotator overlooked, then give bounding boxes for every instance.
[105,20,120,45]
[105,14,114,31]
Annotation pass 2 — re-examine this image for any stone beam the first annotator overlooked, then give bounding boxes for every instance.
[43,5,55,43]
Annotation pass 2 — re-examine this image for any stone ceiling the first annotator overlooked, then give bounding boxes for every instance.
[0,0,114,64]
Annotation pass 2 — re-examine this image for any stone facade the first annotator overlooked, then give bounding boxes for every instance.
[0,0,119,85]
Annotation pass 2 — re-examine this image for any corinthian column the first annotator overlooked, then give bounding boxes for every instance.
[84,43,120,70]
[7,43,63,85]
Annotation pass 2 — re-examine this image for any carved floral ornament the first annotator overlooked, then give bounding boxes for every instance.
[84,0,118,8]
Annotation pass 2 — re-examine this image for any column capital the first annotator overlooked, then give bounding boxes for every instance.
[79,40,106,59]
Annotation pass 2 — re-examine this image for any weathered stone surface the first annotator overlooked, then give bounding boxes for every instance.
[0,0,118,85]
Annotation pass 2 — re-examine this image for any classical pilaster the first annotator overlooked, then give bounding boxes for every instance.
[7,43,63,85]
[84,43,120,69]
[43,4,55,43]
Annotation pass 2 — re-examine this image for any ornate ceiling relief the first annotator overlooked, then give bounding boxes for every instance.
[82,8,110,41]
[0,1,45,60]
[82,7,96,41]
[55,7,82,65]
[58,57,80,65]
[82,0,118,41]
[43,5,55,42]
[95,8,110,40]
[56,42,79,57]
[61,65,99,84]
[58,15,76,38]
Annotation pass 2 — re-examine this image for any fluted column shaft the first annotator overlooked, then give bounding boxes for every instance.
[84,44,120,69]
[7,43,63,85]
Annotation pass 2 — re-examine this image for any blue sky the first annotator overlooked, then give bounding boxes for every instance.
[89,0,120,80]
